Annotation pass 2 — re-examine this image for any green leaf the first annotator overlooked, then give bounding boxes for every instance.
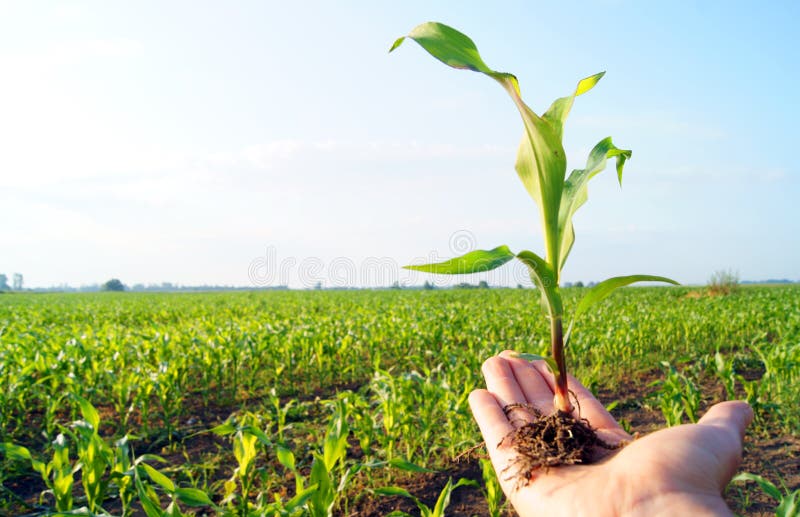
[75,395,100,433]
[377,484,430,516]
[322,410,349,471]
[515,250,562,317]
[174,487,214,507]
[135,453,167,465]
[543,72,605,141]
[390,22,495,74]
[309,455,334,516]
[393,22,568,276]
[566,275,679,343]
[777,489,799,517]
[242,425,272,448]
[575,275,679,320]
[276,444,296,472]
[389,36,405,53]
[140,463,175,493]
[432,478,477,517]
[431,477,454,517]
[557,137,632,267]
[285,484,319,510]
[732,472,783,502]
[388,457,437,473]
[375,486,414,498]
[509,352,559,375]
[404,245,515,275]
[208,422,236,436]
[136,476,165,517]
[1,442,33,462]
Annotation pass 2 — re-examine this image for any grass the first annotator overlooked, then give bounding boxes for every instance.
[0,285,798,515]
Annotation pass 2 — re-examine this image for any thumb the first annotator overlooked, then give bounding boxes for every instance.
[697,401,753,487]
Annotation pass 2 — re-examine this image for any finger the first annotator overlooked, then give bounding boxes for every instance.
[481,355,527,408]
[529,362,628,436]
[696,401,753,485]
[499,350,555,413]
[468,389,520,495]
[697,400,753,440]
[468,389,514,450]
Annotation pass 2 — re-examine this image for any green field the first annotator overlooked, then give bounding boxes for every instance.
[1,286,798,515]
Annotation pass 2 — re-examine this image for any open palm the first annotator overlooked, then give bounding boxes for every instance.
[469,351,752,517]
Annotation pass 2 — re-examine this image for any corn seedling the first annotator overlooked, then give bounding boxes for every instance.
[1,433,75,512]
[651,362,701,426]
[714,351,738,400]
[480,458,505,517]
[136,457,217,517]
[391,21,677,470]
[1,396,168,516]
[68,395,114,513]
[391,22,677,410]
[271,397,359,517]
[733,472,799,517]
[265,387,296,444]
[212,412,272,514]
[307,397,354,517]
[376,477,478,517]
[110,435,136,517]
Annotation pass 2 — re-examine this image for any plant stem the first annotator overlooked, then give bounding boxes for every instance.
[550,316,573,413]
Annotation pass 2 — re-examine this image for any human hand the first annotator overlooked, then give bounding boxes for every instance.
[468,351,753,517]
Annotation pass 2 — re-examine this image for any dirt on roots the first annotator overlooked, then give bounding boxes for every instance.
[496,402,621,487]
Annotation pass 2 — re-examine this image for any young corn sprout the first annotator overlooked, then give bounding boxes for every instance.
[392,23,677,420]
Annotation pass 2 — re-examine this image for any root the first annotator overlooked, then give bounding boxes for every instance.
[498,403,621,489]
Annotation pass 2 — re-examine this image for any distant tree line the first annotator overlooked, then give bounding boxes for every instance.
[7,274,796,294]
[0,273,23,291]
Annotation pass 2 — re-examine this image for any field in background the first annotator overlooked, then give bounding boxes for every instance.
[1,286,798,515]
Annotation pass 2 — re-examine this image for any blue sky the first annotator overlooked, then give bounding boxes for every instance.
[1,1,798,288]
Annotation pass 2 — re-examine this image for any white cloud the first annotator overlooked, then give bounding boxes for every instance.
[0,136,509,188]
[242,140,305,169]
[240,139,512,168]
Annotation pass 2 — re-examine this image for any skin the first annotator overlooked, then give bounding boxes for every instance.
[469,351,753,517]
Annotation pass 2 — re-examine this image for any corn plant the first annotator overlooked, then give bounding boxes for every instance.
[1,433,75,512]
[370,369,404,462]
[136,458,217,517]
[1,396,167,516]
[733,472,799,517]
[391,22,677,412]
[270,397,358,517]
[714,351,737,400]
[110,435,136,517]
[479,458,505,517]
[375,477,478,517]
[68,395,114,513]
[265,387,296,444]
[212,412,272,514]
[305,397,353,517]
[651,361,701,426]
